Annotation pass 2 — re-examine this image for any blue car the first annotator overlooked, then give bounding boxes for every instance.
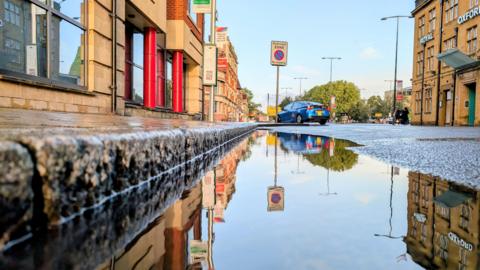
[277,101,330,125]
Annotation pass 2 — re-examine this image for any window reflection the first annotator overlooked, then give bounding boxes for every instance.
[51,0,83,23]
[50,16,84,85]
[0,1,48,77]
[166,53,173,108]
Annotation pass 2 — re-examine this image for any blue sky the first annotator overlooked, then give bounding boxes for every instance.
[215,0,416,108]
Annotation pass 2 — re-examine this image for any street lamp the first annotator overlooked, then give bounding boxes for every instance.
[321,57,342,83]
[281,87,293,98]
[294,77,308,97]
[381,15,412,115]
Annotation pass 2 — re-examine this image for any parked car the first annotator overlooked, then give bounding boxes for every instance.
[276,132,333,154]
[277,101,330,125]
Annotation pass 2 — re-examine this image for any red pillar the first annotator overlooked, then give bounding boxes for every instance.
[143,27,157,108]
[157,49,165,107]
[173,51,184,112]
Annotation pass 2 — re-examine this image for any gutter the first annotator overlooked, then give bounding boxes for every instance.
[435,0,444,126]
[111,0,118,113]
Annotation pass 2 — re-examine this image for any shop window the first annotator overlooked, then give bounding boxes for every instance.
[125,23,144,103]
[467,26,477,55]
[0,0,85,86]
[445,0,459,23]
[165,53,173,109]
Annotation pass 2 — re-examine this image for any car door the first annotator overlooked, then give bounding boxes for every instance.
[279,103,294,122]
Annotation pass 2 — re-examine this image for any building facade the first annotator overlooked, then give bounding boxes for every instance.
[204,27,248,122]
[406,171,480,269]
[0,0,205,119]
[412,0,480,126]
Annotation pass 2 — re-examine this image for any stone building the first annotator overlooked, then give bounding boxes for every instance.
[412,0,480,126]
[204,27,248,122]
[405,171,480,269]
[0,0,205,120]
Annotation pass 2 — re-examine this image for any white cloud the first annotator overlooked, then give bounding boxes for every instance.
[359,47,380,60]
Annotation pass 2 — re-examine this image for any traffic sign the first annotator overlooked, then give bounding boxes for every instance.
[193,0,211,14]
[271,41,288,66]
[267,186,285,211]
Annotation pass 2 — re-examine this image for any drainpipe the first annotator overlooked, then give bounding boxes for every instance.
[111,0,117,113]
[435,0,444,126]
[451,27,458,126]
[420,43,426,125]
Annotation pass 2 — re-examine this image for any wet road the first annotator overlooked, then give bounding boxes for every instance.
[2,130,480,269]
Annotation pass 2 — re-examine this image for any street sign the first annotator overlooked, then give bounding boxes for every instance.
[271,41,288,66]
[203,44,217,86]
[189,240,208,263]
[267,106,281,117]
[267,186,285,212]
[193,0,212,14]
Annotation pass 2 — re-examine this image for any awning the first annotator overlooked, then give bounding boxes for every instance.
[434,190,472,208]
[437,49,476,69]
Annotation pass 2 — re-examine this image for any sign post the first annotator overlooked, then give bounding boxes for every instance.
[193,0,212,14]
[271,41,288,123]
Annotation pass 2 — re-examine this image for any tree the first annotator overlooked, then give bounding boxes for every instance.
[302,80,361,114]
[279,96,293,109]
[242,88,261,114]
[348,100,370,122]
[303,139,359,172]
[367,95,392,118]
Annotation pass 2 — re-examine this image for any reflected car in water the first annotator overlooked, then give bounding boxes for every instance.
[277,101,330,125]
[276,132,334,155]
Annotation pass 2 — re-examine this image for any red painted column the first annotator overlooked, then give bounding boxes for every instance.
[143,27,157,108]
[172,51,184,112]
[156,49,165,107]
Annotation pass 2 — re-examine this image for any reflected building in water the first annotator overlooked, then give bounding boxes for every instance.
[406,171,480,269]
[95,136,251,270]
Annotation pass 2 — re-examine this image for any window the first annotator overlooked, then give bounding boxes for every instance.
[415,91,422,114]
[429,9,436,33]
[436,233,449,261]
[445,0,459,23]
[427,46,435,71]
[460,204,470,230]
[470,0,479,8]
[187,0,197,24]
[467,26,477,54]
[125,24,144,104]
[4,0,20,26]
[444,36,457,51]
[459,248,469,270]
[0,0,85,86]
[425,88,433,113]
[417,51,424,76]
[418,16,426,37]
[166,53,173,108]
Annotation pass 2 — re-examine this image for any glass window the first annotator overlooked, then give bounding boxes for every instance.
[50,15,85,85]
[188,0,197,24]
[0,1,48,77]
[0,0,85,86]
[132,30,144,103]
[166,53,173,108]
[467,26,477,54]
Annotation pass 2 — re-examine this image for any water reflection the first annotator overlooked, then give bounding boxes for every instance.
[406,172,479,269]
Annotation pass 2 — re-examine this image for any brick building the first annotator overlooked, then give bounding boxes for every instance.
[204,27,248,122]
[412,0,480,126]
[0,0,205,120]
[405,171,480,269]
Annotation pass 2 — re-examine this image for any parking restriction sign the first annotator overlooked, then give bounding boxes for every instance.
[271,41,288,66]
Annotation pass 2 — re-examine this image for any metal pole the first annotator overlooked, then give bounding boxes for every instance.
[420,44,426,125]
[275,66,280,123]
[208,0,217,122]
[392,17,400,114]
[329,59,333,82]
[274,134,278,187]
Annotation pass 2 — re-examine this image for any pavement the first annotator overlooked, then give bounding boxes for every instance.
[267,123,480,188]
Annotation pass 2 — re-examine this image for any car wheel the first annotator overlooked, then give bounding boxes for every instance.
[319,119,327,125]
[296,114,303,124]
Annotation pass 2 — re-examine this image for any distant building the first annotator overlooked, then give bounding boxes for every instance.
[405,171,480,269]
[204,27,247,122]
[412,0,480,126]
[384,86,413,109]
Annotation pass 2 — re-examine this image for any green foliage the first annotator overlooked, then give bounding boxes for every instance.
[367,95,392,117]
[302,80,361,114]
[303,139,359,172]
[348,100,370,122]
[242,88,261,113]
[279,96,293,109]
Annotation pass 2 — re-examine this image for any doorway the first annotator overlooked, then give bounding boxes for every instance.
[444,90,452,125]
[467,83,476,126]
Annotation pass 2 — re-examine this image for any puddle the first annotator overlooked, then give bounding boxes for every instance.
[1,131,479,269]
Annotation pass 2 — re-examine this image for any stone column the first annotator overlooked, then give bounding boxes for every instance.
[143,27,157,108]
[173,51,184,113]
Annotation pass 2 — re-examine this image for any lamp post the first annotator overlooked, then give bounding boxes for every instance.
[381,15,412,116]
[321,57,342,83]
[294,77,308,97]
[281,87,293,98]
